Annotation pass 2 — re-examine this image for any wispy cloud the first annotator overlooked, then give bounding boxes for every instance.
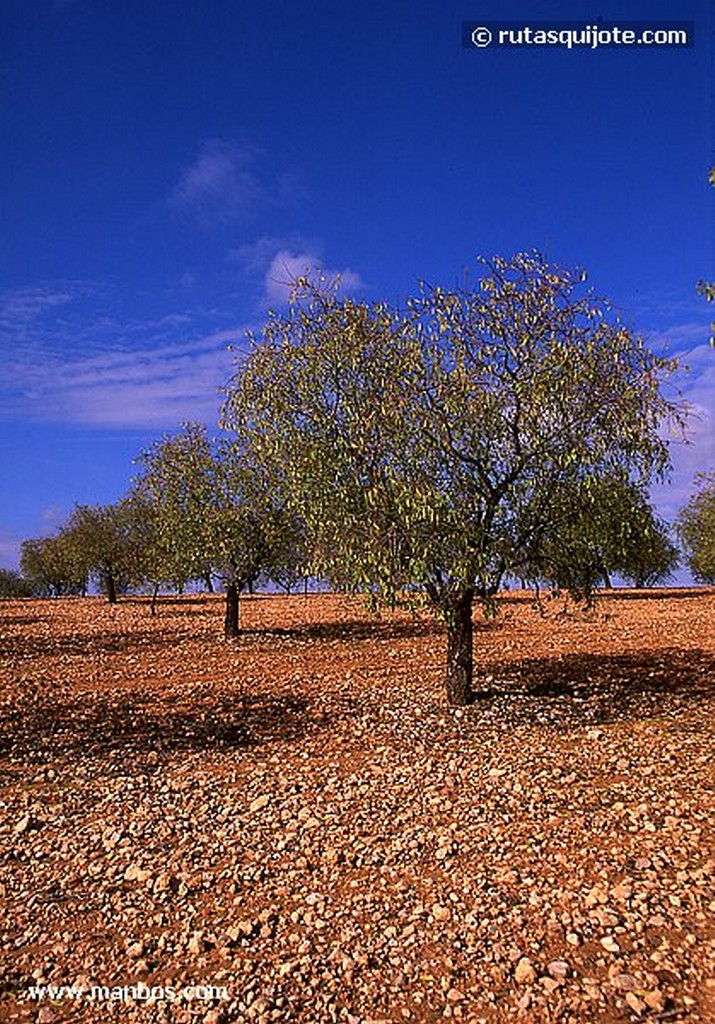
[618,295,715,524]
[41,506,65,525]
[0,530,22,566]
[644,322,713,356]
[168,140,267,227]
[1,283,249,429]
[2,279,710,519]
[650,340,715,522]
[3,329,242,429]
[231,234,314,273]
[0,284,85,332]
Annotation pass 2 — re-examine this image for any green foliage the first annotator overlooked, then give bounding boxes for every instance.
[132,422,299,595]
[62,501,142,601]
[0,569,34,598]
[223,252,681,613]
[133,423,220,588]
[222,252,685,703]
[616,515,679,589]
[20,534,87,597]
[677,472,715,584]
[120,489,178,594]
[530,475,678,594]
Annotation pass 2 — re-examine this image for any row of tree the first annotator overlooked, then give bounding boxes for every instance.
[15,465,711,609]
[7,253,715,704]
[15,425,304,633]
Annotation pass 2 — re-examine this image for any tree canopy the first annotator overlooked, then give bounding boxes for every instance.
[533,475,679,594]
[677,472,715,584]
[20,533,87,598]
[132,422,300,634]
[62,501,142,603]
[222,252,682,704]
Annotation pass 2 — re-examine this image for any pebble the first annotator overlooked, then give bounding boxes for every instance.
[547,960,569,979]
[2,592,711,1024]
[514,958,536,985]
[600,936,620,953]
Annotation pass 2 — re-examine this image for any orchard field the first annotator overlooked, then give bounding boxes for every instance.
[0,589,713,1023]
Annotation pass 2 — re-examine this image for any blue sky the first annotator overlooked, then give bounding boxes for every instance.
[1,0,713,575]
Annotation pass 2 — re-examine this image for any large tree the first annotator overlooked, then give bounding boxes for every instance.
[677,472,715,584]
[223,254,681,705]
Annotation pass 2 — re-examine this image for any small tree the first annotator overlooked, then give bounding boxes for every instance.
[20,535,87,597]
[63,501,139,603]
[0,569,34,598]
[531,476,678,594]
[677,472,715,584]
[120,490,187,612]
[616,513,679,589]
[223,254,682,704]
[133,423,293,635]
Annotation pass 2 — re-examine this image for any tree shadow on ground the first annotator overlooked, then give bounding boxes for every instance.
[246,617,448,644]
[0,690,353,766]
[122,595,214,607]
[473,648,715,727]
[1,621,445,665]
[597,587,713,603]
[0,613,52,626]
[0,627,217,661]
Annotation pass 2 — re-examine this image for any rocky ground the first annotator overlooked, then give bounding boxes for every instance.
[0,589,713,1023]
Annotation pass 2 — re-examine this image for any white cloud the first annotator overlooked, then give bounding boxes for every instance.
[0,284,83,333]
[231,234,313,273]
[264,251,319,305]
[264,249,364,306]
[644,322,712,356]
[41,506,64,525]
[0,281,252,429]
[650,344,715,522]
[9,329,243,429]
[230,236,364,306]
[168,140,266,227]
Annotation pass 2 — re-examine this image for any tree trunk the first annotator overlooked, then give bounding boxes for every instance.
[106,571,117,605]
[444,589,475,706]
[150,583,159,616]
[224,582,240,638]
[204,572,214,594]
